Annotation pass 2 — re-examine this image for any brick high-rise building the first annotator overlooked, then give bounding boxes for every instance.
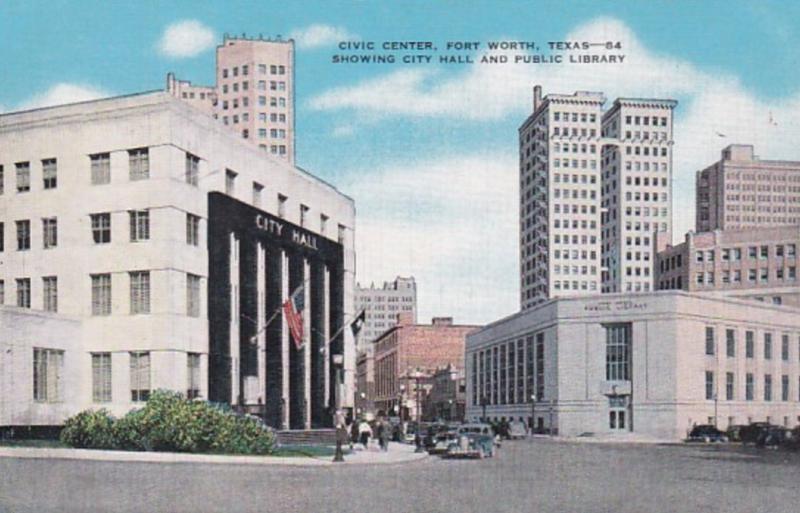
[167,34,295,164]
[519,86,676,308]
[696,144,800,232]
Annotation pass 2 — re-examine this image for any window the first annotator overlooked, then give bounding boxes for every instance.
[606,323,631,381]
[278,194,287,218]
[16,220,30,250]
[745,331,754,358]
[320,214,328,235]
[225,169,237,195]
[91,213,111,244]
[186,273,201,317]
[745,373,754,400]
[42,158,57,189]
[0,222,3,252]
[764,333,772,360]
[91,274,111,316]
[0,165,4,195]
[128,148,149,180]
[129,210,150,242]
[0,280,4,304]
[338,224,346,245]
[92,353,112,402]
[33,348,64,402]
[90,153,111,185]
[186,213,200,246]
[42,217,57,249]
[782,375,789,401]
[129,271,150,314]
[43,276,57,312]
[187,353,201,399]
[782,334,789,361]
[185,153,199,186]
[705,326,715,355]
[16,278,31,308]
[16,162,30,192]
[726,329,735,357]
[252,182,263,208]
[705,371,715,400]
[536,333,545,400]
[764,374,772,401]
[726,372,734,401]
[300,204,309,227]
[130,352,151,402]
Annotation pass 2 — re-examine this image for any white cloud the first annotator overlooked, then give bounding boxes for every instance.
[332,124,356,137]
[290,24,357,49]
[157,20,216,58]
[344,154,519,324]
[17,83,110,110]
[315,16,800,253]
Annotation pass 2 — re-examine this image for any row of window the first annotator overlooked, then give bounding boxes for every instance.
[221,63,286,79]
[34,348,201,404]
[220,79,286,95]
[705,371,800,402]
[2,272,201,317]
[694,267,798,286]
[0,211,200,252]
[705,327,800,361]
[470,332,545,407]
[695,244,797,263]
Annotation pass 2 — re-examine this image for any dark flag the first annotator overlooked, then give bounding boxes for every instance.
[350,308,366,337]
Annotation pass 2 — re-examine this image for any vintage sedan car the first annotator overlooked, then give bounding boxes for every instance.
[755,426,792,448]
[442,433,496,459]
[427,430,459,455]
[508,420,528,440]
[739,422,772,445]
[686,425,728,443]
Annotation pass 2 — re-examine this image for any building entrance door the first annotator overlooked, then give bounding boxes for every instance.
[608,395,630,431]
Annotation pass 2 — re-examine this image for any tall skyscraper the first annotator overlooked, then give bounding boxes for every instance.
[167,34,295,164]
[519,87,604,309]
[696,144,800,232]
[600,98,676,293]
[519,86,676,308]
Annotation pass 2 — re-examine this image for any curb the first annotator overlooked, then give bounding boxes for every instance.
[0,446,430,467]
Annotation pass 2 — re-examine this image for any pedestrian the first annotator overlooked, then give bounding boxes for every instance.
[358,418,372,449]
[379,419,390,452]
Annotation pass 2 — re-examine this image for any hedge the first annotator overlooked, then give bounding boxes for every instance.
[60,390,275,455]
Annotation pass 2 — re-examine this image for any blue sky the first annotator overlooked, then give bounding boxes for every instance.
[2,0,799,323]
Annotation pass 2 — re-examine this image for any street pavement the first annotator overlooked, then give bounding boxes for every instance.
[1,439,799,513]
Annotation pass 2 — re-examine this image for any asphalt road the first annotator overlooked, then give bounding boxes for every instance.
[1,440,799,513]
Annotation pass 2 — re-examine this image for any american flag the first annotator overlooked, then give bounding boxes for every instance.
[283,284,305,350]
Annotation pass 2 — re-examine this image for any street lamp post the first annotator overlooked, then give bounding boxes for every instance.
[529,394,537,435]
[448,399,454,422]
[713,393,719,428]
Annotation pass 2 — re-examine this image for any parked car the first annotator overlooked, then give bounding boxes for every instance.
[686,425,728,443]
[739,422,772,445]
[508,420,528,440]
[458,423,501,447]
[725,424,747,443]
[428,430,459,455]
[442,433,496,459]
[755,426,792,448]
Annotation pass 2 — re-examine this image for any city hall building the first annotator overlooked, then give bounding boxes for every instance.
[465,291,800,440]
[0,91,355,432]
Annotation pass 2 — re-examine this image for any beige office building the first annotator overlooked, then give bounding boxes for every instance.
[696,144,800,232]
[354,276,417,350]
[519,87,675,309]
[167,34,295,164]
[465,291,800,440]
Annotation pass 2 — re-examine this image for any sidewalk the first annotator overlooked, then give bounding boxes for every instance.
[538,432,678,445]
[0,441,428,467]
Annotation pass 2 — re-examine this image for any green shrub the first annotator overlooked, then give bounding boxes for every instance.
[59,409,116,449]
[60,390,275,455]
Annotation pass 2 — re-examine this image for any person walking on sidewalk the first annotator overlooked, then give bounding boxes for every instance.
[358,419,372,450]
[379,419,390,452]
